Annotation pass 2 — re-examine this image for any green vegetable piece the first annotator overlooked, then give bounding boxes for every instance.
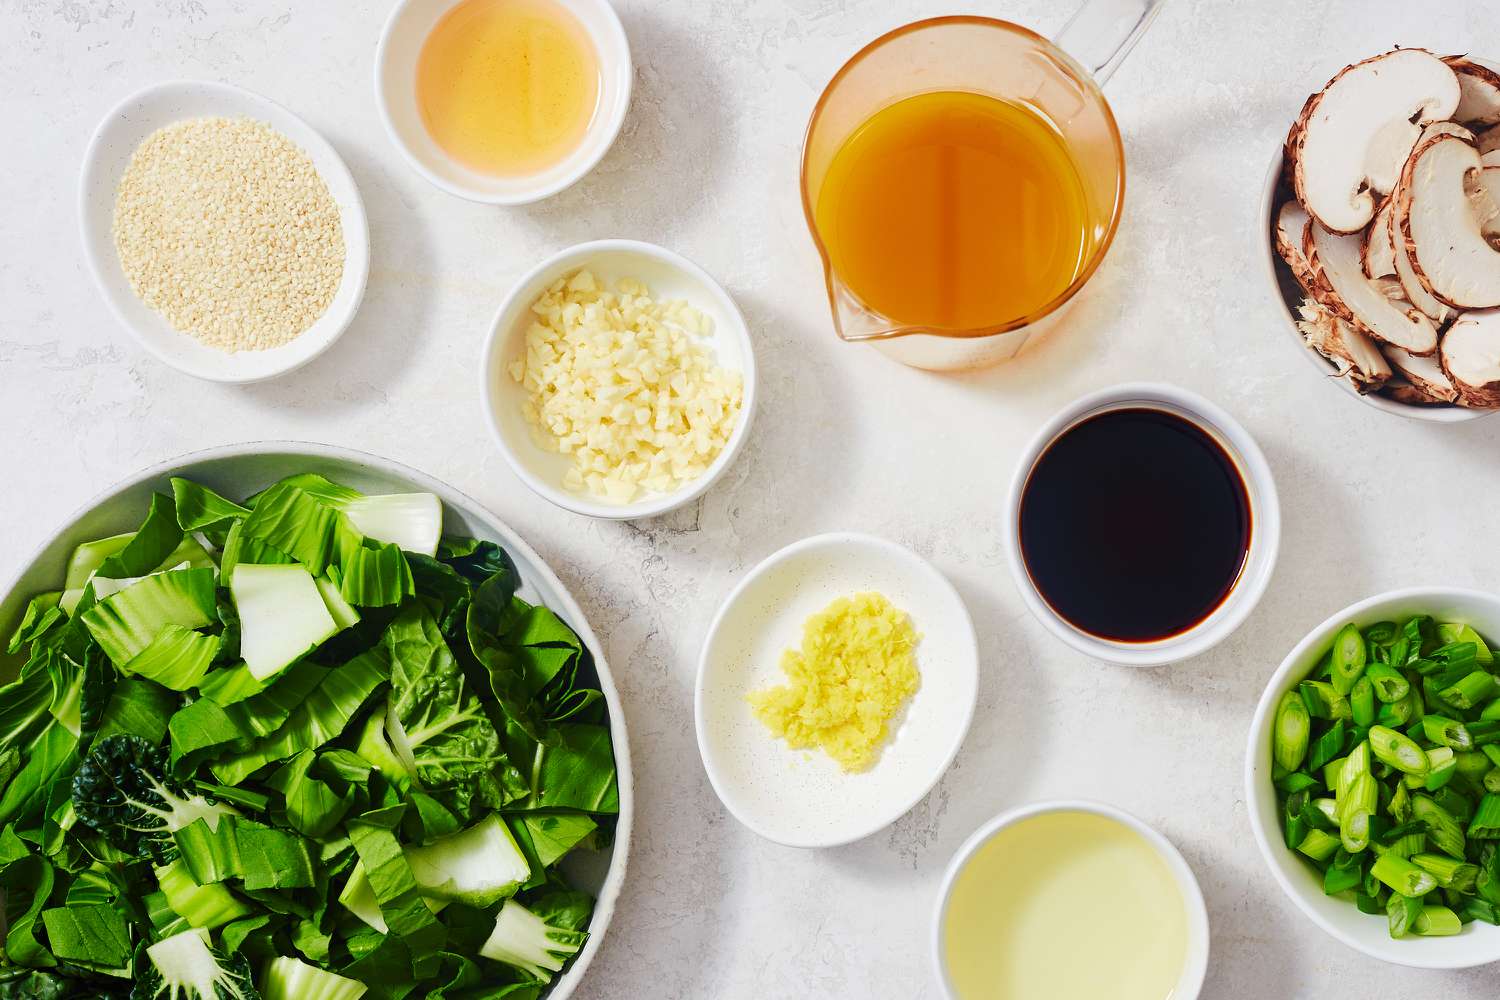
[1366,662,1410,704]
[1371,853,1439,896]
[1470,794,1500,838]
[1300,680,1351,721]
[1414,905,1463,936]
[1297,828,1341,863]
[1387,892,1423,938]
[173,816,316,891]
[81,568,217,668]
[1340,773,1378,853]
[170,478,250,533]
[231,564,338,682]
[1442,670,1498,711]
[404,813,531,907]
[479,899,588,985]
[1323,850,1363,895]
[1274,691,1310,770]
[1330,623,1368,695]
[120,623,218,691]
[1309,720,1348,774]
[1422,715,1473,751]
[261,956,366,1000]
[1439,623,1494,667]
[1412,794,1467,858]
[1350,676,1376,728]
[347,814,446,979]
[39,904,131,970]
[137,927,259,1000]
[1420,747,1458,792]
[265,750,352,840]
[1369,725,1429,776]
[155,858,252,930]
[96,493,184,581]
[1411,852,1479,891]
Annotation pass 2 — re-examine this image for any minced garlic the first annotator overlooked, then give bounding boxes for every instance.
[112,117,344,353]
[748,592,920,772]
[508,270,744,503]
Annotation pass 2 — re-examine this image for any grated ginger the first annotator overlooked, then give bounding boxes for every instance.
[747,592,920,772]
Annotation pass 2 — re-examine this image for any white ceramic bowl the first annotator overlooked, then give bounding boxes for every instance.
[78,80,371,383]
[1256,146,1488,423]
[0,442,632,999]
[480,239,757,520]
[931,800,1210,1000]
[1246,587,1500,969]
[375,0,632,204]
[1004,382,1281,666]
[694,533,977,848]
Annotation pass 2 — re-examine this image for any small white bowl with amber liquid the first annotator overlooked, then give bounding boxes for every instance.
[375,0,632,204]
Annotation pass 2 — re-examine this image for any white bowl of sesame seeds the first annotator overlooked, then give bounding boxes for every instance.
[79,80,370,383]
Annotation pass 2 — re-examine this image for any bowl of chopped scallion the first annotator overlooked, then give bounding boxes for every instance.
[1247,588,1500,968]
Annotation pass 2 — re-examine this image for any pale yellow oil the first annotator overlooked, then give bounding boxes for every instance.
[942,811,1188,1000]
[416,0,600,177]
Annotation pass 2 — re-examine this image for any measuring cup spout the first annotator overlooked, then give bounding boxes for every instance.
[1053,0,1167,85]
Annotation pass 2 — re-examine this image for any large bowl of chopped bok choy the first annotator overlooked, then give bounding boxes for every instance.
[0,441,631,999]
[1247,588,1500,968]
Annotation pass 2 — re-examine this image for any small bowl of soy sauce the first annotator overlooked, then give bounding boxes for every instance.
[1005,383,1281,666]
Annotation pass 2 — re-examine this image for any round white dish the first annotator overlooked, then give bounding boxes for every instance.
[1256,145,1488,423]
[0,441,632,999]
[931,800,1210,1000]
[374,0,632,205]
[1004,382,1280,666]
[1245,587,1500,969]
[480,238,757,520]
[694,532,977,848]
[78,80,371,384]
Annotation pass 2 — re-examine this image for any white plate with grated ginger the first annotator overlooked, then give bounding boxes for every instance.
[480,239,757,519]
[695,533,979,848]
[79,80,370,383]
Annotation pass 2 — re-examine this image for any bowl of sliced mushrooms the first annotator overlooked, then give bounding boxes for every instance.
[1261,47,1500,421]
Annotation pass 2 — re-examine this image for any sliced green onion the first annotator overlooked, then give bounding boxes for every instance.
[1460,897,1500,925]
[1486,769,1500,795]
[1441,670,1497,711]
[1297,828,1341,863]
[1422,715,1473,751]
[1341,773,1379,852]
[1366,662,1410,704]
[1309,720,1348,774]
[1371,853,1439,896]
[1274,690,1311,771]
[1330,623,1368,695]
[1369,725,1429,776]
[1414,905,1463,936]
[1411,853,1480,892]
[1413,794,1467,858]
[1467,719,1500,746]
[1300,680,1352,721]
[1350,676,1376,728]
[1470,794,1500,839]
[1423,748,1458,792]
[1481,698,1500,722]
[1387,892,1423,938]
[1324,850,1363,895]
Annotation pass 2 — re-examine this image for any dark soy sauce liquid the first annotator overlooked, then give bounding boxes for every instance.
[1018,407,1252,642]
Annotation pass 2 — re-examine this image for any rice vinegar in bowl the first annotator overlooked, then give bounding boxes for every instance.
[934,803,1208,1000]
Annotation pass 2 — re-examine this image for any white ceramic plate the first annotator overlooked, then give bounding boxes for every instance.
[375,0,632,204]
[1246,587,1500,968]
[480,239,757,520]
[0,442,631,999]
[695,533,977,848]
[79,81,371,383]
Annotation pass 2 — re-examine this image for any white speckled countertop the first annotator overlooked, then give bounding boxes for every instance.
[5,1,1500,996]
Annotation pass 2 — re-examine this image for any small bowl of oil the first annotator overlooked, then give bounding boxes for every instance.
[375,0,631,204]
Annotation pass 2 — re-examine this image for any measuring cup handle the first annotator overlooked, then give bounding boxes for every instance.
[1053,0,1166,85]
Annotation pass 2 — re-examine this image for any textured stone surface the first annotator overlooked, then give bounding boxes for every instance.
[4,1,1500,996]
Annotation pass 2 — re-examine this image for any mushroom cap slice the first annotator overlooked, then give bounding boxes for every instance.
[1396,133,1500,309]
[1447,57,1500,126]
[1290,49,1460,233]
[1387,381,1451,405]
[1440,309,1500,406]
[1484,150,1500,168]
[1475,166,1500,244]
[1363,198,1397,279]
[1275,201,1314,287]
[1384,344,1459,401]
[1306,220,1440,354]
[1295,298,1392,391]
[1481,124,1500,156]
[1390,199,1455,323]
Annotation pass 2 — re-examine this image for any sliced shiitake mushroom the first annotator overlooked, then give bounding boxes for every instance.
[1306,220,1440,354]
[1275,201,1314,287]
[1396,132,1500,309]
[1363,198,1397,279]
[1290,49,1460,233]
[1481,125,1500,156]
[1447,57,1500,126]
[1295,299,1392,391]
[1384,344,1459,401]
[1440,309,1500,406]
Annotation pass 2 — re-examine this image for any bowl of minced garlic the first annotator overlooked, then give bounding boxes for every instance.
[80,81,370,382]
[482,239,756,519]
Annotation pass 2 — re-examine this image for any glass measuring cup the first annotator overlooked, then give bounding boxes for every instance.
[800,2,1164,371]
